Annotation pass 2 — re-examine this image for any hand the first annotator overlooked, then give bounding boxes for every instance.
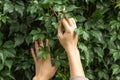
[30,39,57,80]
[58,18,85,78]
[57,18,78,51]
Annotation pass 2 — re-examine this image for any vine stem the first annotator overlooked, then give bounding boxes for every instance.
[49,6,59,19]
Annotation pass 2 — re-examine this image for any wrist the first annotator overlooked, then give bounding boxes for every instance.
[65,45,78,53]
[33,76,49,80]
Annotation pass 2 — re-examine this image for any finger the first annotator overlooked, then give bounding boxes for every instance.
[57,21,63,38]
[46,39,49,47]
[35,41,39,54]
[70,18,77,28]
[65,17,73,26]
[51,66,57,74]
[46,39,51,60]
[30,48,37,64]
[61,18,70,31]
[39,39,44,47]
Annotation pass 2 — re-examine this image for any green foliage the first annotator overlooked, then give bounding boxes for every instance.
[0,0,120,80]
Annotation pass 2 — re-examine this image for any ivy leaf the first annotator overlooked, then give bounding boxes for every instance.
[66,5,78,12]
[5,60,13,72]
[0,76,4,80]
[111,64,120,75]
[3,49,15,58]
[74,27,83,35]
[78,43,88,52]
[82,31,89,40]
[110,49,120,61]
[113,51,120,61]
[37,51,43,58]
[15,1,25,16]
[3,1,14,13]
[110,20,120,30]
[91,30,104,43]
[42,51,49,59]
[54,60,61,67]
[91,9,103,21]
[94,47,104,58]
[76,16,86,22]
[33,34,45,41]
[78,42,92,65]
[0,51,4,65]
[9,22,20,36]
[3,41,14,48]
[53,5,65,11]
[14,35,24,47]
[98,70,109,80]
[30,29,41,35]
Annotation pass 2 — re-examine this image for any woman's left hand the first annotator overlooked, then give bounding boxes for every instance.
[30,39,57,80]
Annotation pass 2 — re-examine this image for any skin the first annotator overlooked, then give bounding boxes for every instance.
[30,18,85,80]
[58,18,85,78]
[30,39,57,80]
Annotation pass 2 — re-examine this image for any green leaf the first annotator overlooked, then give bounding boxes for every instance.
[110,20,120,30]
[5,60,13,71]
[91,9,103,20]
[15,1,25,16]
[111,64,120,75]
[78,42,93,65]
[3,1,14,13]
[90,30,104,43]
[78,43,88,53]
[3,41,14,48]
[110,49,120,61]
[53,0,63,4]
[30,29,41,35]
[82,31,89,40]
[53,59,61,67]
[94,47,104,58]
[76,16,86,22]
[98,70,109,80]
[37,50,49,59]
[33,34,45,41]
[113,51,120,61]
[42,51,49,59]
[0,51,4,65]
[110,34,117,42]
[3,49,16,58]
[0,77,4,80]
[74,27,83,35]
[14,35,24,47]
[118,34,120,40]
[9,22,20,36]
[53,5,65,11]
[22,62,30,70]
[37,51,43,58]
[66,5,78,11]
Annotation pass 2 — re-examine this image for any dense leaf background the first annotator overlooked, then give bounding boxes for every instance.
[0,0,120,80]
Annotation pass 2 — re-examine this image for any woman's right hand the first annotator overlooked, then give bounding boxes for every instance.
[57,18,85,78]
[57,18,78,51]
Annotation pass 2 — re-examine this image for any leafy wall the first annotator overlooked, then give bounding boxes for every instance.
[0,0,120,80]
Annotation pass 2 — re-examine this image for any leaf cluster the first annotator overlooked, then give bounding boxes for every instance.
[0,0,120,80]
